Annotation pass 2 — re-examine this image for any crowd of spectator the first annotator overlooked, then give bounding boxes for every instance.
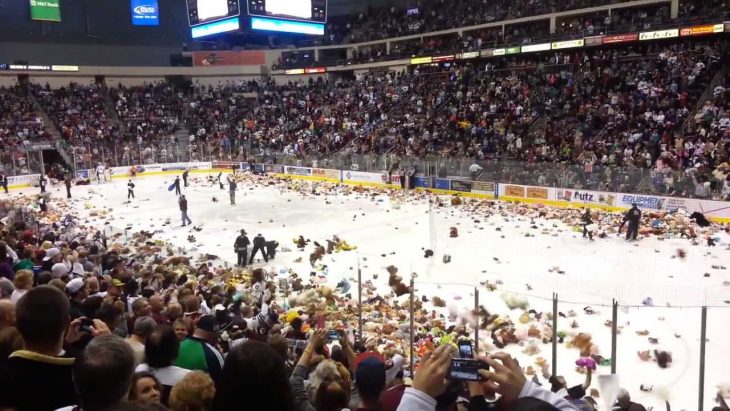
[270,0,726,70]
[32,83,123,168]
[5,40,728,199]
[336,0,630,45]
[0,177,699,411]
[0,86,47,175]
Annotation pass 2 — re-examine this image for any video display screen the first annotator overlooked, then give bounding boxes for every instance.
[247,0,326,23]
[187,0,240,26]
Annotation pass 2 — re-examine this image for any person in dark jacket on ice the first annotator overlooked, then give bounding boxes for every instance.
[228,178,237,205]
[581,208,594,240]
[620,204,641,241]
[174,176,181,196]
[217,172,224,190]
[182,169,190,187]
[64,173,73,199]
[179,195,192,226]
[0,173,8,193]
[248,234,268,264]
[234,230,250,267]
[265,240,279,260]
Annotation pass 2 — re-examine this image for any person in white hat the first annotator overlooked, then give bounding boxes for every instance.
[42,247,62,272]
[65,277,88,319]
[52,262,71,280]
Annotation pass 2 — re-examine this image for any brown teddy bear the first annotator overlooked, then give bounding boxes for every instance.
[450,227,459,238]
[568,333,595,357]
[387,265,409,296]
[310,245,326,267]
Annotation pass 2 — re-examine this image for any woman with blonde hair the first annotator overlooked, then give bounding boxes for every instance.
[169,371,215,411]
[11,270,33,303]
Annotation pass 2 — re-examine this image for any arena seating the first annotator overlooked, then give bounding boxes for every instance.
[0,86,48,174]
[27,41,726,191]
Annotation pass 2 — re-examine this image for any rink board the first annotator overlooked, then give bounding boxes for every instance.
[9,161,730,222]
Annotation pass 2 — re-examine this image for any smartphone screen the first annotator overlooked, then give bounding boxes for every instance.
[326,330,340,341]
[448,358,489,381]
[458,341,473,359]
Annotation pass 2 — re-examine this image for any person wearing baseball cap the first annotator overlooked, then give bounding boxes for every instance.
[42,247,62,272]
[52,262,71,280]
[66,277,88,319]
[175,315,224,384]
[354,355,387,410]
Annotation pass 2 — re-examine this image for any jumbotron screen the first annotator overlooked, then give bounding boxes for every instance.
[248,0,326,35]
[187,0,241,38]
[247,0,326,23]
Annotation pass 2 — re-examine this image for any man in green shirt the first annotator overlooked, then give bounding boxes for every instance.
[175,315,224,384]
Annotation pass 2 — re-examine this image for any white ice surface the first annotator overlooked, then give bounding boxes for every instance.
[18,173,730,411]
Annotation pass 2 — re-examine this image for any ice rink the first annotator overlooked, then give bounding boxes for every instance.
[22,172,730,411]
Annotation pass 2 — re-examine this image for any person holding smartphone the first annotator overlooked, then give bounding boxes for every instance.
[396,347,577,411]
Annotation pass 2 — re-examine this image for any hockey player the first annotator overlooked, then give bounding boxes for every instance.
[234,230,250,267]
[127,180,135,200]
[0,173,8,194]
[217,172,224,190]
[182,169,190,187]
[581,208,594,240]
[249,233,268,264]
[173,176,181,196]
[39,174,47,194]
[179,195,192,226]
[620,203,641,241]
[95,164,106,183]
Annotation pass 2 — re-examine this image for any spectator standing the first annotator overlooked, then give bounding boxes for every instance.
[127,316,157,366]
[11,271,33,303]
[69,334,136,411]
[129,371,163,404]
[175,315,224,385]
[65,277,88,319]
[0,300,15,332]
[170,371,216,411]
[149,294,169,325]
[136,325,191,404]
[213,340,296,411]
[0,286,108,410]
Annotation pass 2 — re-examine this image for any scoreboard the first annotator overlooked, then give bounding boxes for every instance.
[187,0,241,38]
[247,0,326,23]
[187,0,327,38]
[248,0,326,35]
